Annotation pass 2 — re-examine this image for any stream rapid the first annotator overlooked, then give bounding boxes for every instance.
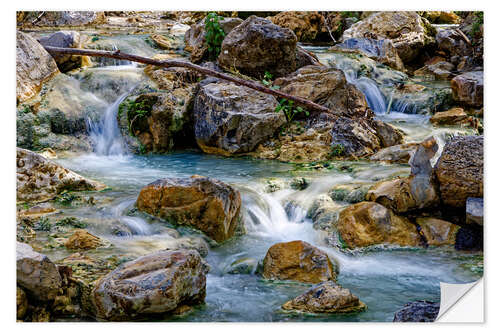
[36,32,481,322]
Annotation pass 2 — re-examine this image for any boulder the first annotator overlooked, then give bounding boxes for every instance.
[466,197,483,226]
[218,15,298,78]
[393,301,440,322]
[329,183,371,204]
[282,281,366,313]
[455,227,483,251]
[435,136,483,207]
[93,250,209,321]
[136,176,241,243]
[333,38,404,71]
[273,65,370,118]
[26,11,106,27]
[342,11,435,63]
[329,116,382,158]
[150,34,174,49]
[337,202,420,249]
[262,240,337,283]
[436,29,470,57]
[369,143,419,163]
[16,148,106,203]
[307,194,343,231]
[193,81,285,155]
[451,71,483,107]
[414,61,455,80]
[184,17,243,63]
[269,11,326,42]
[430,107,468,125]
[16,242,62,301]
[65,229,103,250]
[17,287,28,320]
[38,31,89,72]
[416,218,460,246]
[16,31,59,103]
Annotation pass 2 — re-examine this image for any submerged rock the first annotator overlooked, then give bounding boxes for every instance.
[451,71,483,107]
[262,240,337,283]
[193,81,285,156]
[16,242,62,301]
[416,218,460,246]
[307,194,343,231]
[218,15,298,78]
[136,176,241,243]
[342,11,435,63]
[16,31,59,103]
[38,31,89,72]
[184,16,243,63]
[93,249,209,321]
[337,202,420,249]
[435,135,483,207]
[16,148,106,203]
[225,257,258,275]
[282,281,366,313]
[64,229,103,250]
[393,300,439,322]
[466,197,483,227]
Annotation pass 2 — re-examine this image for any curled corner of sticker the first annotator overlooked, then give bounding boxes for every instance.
[436,278,484,322]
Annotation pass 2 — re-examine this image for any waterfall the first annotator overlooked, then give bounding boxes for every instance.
[343,68,388,114]
[87,91,129,156]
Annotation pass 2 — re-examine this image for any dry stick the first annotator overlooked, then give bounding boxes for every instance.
[43,46,337,115]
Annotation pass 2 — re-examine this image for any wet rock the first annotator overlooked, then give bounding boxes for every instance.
[330,116,382,158]
[329,183,371,204]
[307,194,343,231]
[337,202,420,249]
[414,61,455,80]
[393,300,439,322]
[451,71,483,107]
[334,38,404,71]
[282,281,366,313]
[184,17,243,63]
[296,46,321,68]
[455,227,483,251]
[369,143,419,164]
[163,236,210,258]
[218,16,297,78]
[436,29,470,58]
[435,135,483,207]
[342,11,435,63]
[17,287,28,320]
[269,11,326,42]
[64,229,103,250]
[193,81,285,155]
[262,240,337,283]
[274,65,370,118]
[93,249,209,321]
[16,31,59,103]
[16,242,62,301]
[16,148,106,203]
[430,107,468,126]
[416,218,460,246]
[290,177,309,190]
[136,176,241,243]
[38,31,89,72]
[371,120,404,148]
[225,257,258,274]
[150,34,174,49]
[466,197,483,226]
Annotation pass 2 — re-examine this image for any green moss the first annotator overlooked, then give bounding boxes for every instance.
[329,143,346,157]
[55,217,87,229]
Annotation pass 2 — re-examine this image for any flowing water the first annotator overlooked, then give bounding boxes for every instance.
[41,33,482,322]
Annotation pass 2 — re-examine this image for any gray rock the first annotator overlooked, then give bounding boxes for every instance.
[38,31,85,72]
[393,301,440,322]
[466,197,483,226]
[451,71,483,107]
[16,242,62,301]
[225,257,258,274]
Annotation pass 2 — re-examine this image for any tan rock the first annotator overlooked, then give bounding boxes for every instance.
[136,176,241,242]
[262,240,337,283]
[65,229,103,250]
[430,107,468,125]
[416,218,460,246]
[337,202,420,249]
[282,281,366,313]
[369,143,419,163]
[150,34,173,49]
[17,287,28,320]
[451,71,483,107]
[270,11,325,42]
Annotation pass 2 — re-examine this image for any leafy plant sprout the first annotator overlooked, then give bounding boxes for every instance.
[205,12,226,60]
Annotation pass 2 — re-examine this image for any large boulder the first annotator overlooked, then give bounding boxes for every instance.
[329,116,383,157]
[393,301,440,322]
[282,281,366,313]
[342,11,435,63]
[217,15,298,78]
[435,135,483,207]
[23,11,106,27]
[93,249,209,321]
[333,38,404,71]
[269,11,326,42]
[184,17,243,63]
[16,242,62,301]
[136,176,241,243]
[193,81,285,155]
[337,202,420,249]
[16,31,59,103]
[451,71,483,107]
[262,240,337,283]
[416,218,460,246]
[16,148,106,203]
[38,31,89,72]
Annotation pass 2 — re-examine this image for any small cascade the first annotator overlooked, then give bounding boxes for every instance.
[91,44,134,67]
[343,68,388,114]
[87,91,129,156]
[111,199,152,236]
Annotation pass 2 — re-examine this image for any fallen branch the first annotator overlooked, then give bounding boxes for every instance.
[455,28,472,46]
[43,46,337,115]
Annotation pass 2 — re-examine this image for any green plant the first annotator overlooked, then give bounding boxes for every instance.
[34,217,51,231]
[55,192,78,205]
[55,217,87,229]
[91,35,99,42]
[330,143,346,157]
[275,98,309,123]
[205,12,226,60]
[261,71,280,90]
[471,11,483,37]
